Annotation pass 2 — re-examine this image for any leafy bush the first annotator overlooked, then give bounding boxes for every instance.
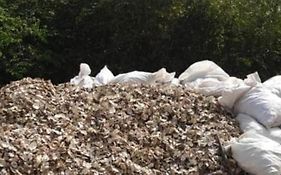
[0,6,46,84]
[1,0,281,84]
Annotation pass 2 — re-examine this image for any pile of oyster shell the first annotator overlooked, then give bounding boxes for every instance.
[0,78,245,174]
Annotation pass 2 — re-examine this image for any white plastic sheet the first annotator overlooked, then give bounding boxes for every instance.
[94,66,114,86]
[110,68,175,85]
[109,71,154,84]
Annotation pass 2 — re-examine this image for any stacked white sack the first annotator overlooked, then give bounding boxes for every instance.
[178,60,244,96]
[218,71,281,128]
[236,113,265,133]
[216,71,281,174]
[218,72,261,110]
[94,65,114,86]
[234,86,281,128]
[236,113,281,144]
[70,63,94,88]
[231,131,281,175]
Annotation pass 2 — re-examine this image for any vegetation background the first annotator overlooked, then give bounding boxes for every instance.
[1,0,281,85]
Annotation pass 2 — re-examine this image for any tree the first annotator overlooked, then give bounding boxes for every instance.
[0,6,46,84]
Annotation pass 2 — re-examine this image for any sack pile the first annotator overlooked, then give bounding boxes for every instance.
[0,78,242,174]
[177,60,281,175]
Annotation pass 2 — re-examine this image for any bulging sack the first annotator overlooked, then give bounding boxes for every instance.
[218,72,262,109]
[231,131,281,175]
[235,113,281,144]
[218,86,251,109]
[264,76,281,97]
[178,60,229,84]
[236,113,266,133]
[234,86,281,128]
[178,60,246,96]
[184,77,244,97]
[268,128,281,144]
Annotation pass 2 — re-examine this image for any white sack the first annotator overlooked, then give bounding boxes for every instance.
[110,68,175,85]
[218,86,251,110]
[70,76,94,88]
[268,128,281,144]
[218,72,262,109]
[234,86,281,128]
[264,76,281,97]
[94,66,114,86]
[77,76,95,89]
[236,113,266,133]
[178,60,229,84]
[231,131,281,175]
[70,63,94,88]
[154,68,176,84]
[184,77,244,97]
[171,78,180,86]
[79,63,91,76]
[244,72,261,86]
[236,114,281,144]
[183,78,221,96]
[178,60,247,96]
[70,76,81,86]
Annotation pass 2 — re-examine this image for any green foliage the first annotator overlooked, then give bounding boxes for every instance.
[212,0,281,79]
[0,5,46,83]
[1,0,281,84]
